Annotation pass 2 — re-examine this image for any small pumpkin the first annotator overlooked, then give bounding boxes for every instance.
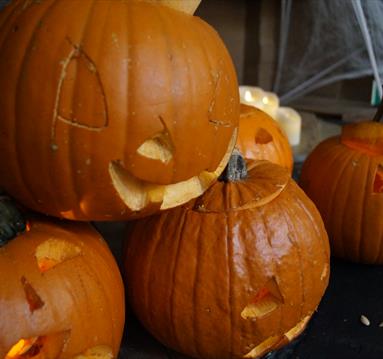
[124,153,329,359]
[0,198,125,358]
[0,0,239,221]
[300,104,383,264]
[236,104,293,172]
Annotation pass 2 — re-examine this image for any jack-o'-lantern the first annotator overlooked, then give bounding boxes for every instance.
[124,153,329,359]
[300,103,383,264]
[236,104,293,172]
[0,0,239,221]
[0,198,125,358]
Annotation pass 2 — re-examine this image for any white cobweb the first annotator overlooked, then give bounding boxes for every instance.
[273,0,383,104]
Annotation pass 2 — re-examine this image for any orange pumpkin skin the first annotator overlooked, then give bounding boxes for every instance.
[0,0,239,221]
[125,161,329,359]
[0,217,125,358]
[236,104,293,172]
[300,121,383,264]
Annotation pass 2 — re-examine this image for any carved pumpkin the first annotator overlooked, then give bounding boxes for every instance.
[0,199,125,358]
[300,119,383,264]
[124,154,329,359]
[236,104,293,172]
[0,0,239,221]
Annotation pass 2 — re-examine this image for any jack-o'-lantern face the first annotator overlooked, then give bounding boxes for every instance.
[0,218,125,358]
[0,0,239,220]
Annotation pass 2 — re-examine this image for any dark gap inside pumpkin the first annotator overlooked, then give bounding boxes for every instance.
[255,128,273,144]
[373,165,383,193]
[20,277,44,312]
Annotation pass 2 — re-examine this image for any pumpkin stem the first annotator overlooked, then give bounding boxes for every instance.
[0,195,26,247]
[373,90,383,122]
[219,149,247,182]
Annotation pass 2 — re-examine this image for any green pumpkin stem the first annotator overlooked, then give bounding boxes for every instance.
[219,149,247,182]
[0,195,26,247]
[373,91,383,122]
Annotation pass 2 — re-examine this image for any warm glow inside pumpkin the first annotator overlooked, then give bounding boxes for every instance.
[236,104,293,172]
[0,0,239,221]
[125,157,330,359]
[300,120,383,263]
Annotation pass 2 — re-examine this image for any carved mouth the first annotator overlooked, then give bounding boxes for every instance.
[109,129,237,212]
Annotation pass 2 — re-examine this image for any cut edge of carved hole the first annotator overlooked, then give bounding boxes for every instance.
[373,164,383,194]
[254,128,273,144]
[21,277,44,313]
[137,130,174,164]
[241,278,283,320]
[284,314,311,341]
[73,345,114,359]
[243,336,281,358]
[320,263,329,281]
[35,239,81,272]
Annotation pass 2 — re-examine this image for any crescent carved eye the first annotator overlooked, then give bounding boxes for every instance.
[241,277,283,320]
[137,116,174,164]
[35,239,81,272]
[137,129,174,163]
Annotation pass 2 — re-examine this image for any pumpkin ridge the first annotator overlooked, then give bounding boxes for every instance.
[169,209,189,350]
[331,150,360,259]
[275,189,305,324]
[358,155,372,262]
[13,1,58,208]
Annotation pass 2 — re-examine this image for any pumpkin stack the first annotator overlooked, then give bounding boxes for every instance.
[0,1,330,358]
[0,0,239,358]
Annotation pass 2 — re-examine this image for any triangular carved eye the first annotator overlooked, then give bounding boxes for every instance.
[255,128,273,144]
[137,128,174,164]
[373,164,383,194]
[53,41,108,138]
[21,276,44,313]
[35,239,81,272]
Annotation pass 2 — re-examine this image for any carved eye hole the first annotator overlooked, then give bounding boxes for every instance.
[137,129,174,163]
[35,239,81,272]
[373,164,383,194]
[21,276,44,313]
[255,128,273,144]
[241,277,283,320]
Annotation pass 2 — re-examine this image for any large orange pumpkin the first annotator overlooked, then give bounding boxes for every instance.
[0,0,239,221]
[300,119,383,264]
[236,104,293,172]
[0,200,125,358]
[125,155,329,359]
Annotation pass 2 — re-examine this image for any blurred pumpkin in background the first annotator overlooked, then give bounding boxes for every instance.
[0,198,125,358]
[300,114,383,264]
[0,0,239,221]
[125,152,329,359]
[236,104,293,173]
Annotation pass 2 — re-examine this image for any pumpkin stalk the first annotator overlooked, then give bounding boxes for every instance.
[373,92,383,122]
[220,149,247,182]
[0,196,26,247]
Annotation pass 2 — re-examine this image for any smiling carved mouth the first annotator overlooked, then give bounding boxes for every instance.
[109,129,237,212]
